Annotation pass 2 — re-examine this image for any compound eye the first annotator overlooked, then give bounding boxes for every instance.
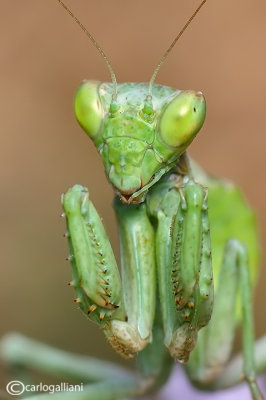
[74,81,103,140]
[159,90,206,149]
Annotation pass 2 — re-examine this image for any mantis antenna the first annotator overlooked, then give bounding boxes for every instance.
[148,0,207,96]
[55,0,118,101]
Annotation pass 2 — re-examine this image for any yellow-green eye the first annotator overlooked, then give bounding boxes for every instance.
[159,90,206,148]
[74,80,103,140]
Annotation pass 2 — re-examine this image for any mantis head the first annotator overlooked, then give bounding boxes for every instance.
[56,0,207,202]
[75,80,206,203]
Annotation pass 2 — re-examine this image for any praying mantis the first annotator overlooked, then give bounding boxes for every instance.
[1,1,266,399]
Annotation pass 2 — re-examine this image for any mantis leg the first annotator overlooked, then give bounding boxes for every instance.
[146,175,214,362]
[0,335,152,400]
[0,333,134,382]
[186,240,263,400]
[62,185,156,358]
[210,334,266,390]
[110,197,156,356]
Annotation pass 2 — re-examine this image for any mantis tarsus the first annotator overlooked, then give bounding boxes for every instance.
[1,1,266,399]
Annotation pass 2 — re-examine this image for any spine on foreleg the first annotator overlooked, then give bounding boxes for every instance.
[62,185,125,325]
[169,180,213,362]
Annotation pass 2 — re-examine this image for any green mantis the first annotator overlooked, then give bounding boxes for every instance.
[1,0,266,399]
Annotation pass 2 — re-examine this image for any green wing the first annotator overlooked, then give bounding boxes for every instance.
[191,160,260,287]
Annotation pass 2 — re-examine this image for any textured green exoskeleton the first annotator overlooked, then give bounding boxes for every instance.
[60,80,264,399]
[62,81,209,358]
[1,1,265,400]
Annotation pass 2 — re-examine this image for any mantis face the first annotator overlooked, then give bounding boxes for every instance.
[75,81,206,203]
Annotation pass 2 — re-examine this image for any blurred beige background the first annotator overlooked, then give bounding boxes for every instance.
[1,0,266,388]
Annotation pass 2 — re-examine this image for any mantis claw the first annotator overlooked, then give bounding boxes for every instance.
[147,176,213,362]
[62,185,156,358]
[62,184,124,323]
